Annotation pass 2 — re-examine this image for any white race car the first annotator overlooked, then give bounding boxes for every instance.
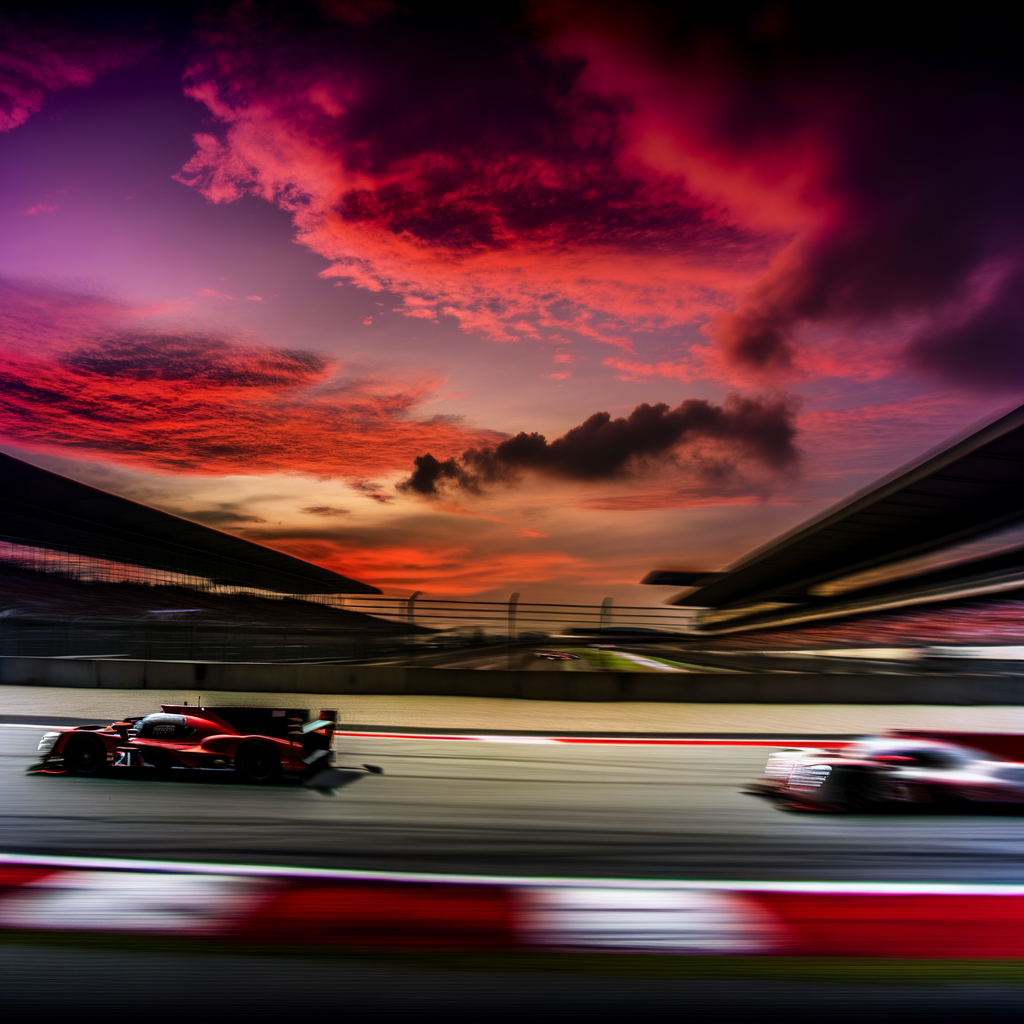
[749,731,1024,812]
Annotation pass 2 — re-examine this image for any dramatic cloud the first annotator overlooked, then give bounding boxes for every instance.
[1,13,151,132]
[177,2,1024,387]
[400,393,798,496]
[0,279,499,478]
[181,507,267,525]
[545,2,1024,384]
[349,479,394,504]
[907,267,1024,390]
[176,2,771,350]
[300,505,351,516]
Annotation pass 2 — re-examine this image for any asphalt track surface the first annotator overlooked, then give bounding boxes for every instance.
[3,726,1024,883]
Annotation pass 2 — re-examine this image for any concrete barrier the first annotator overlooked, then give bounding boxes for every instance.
[1,656,1022,703]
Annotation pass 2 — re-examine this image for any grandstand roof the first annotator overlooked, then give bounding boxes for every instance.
[646,402,1024,626]
[0,452,379,595]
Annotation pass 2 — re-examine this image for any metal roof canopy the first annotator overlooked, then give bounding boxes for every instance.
[0,452,379,595]
[661,402,1024,610]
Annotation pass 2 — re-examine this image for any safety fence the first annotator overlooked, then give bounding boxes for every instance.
[1,853,1021,958]
[332,594,698,637]
[0,597,698,664]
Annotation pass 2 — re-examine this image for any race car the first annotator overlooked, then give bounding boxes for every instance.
[748,732,1024,812]
[30,704,383,790]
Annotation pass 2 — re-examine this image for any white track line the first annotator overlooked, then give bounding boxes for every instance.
[0,724,66,730]
[334,731,827,746]
[0,723,835,745]
[2,852,1022,895]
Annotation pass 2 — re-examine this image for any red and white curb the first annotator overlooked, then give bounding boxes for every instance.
[1,854,1021,957]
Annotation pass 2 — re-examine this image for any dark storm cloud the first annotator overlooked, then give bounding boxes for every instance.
[715,81,1024,378]
[183,0,739,256]
[400,393,798,496]
[177,0,771,348]
[63,333,331,386]
[0,8,155,133]
[907,267,1024,390]
[300,505,351,516]
[181,508,267,525]
[542,1,1024,386]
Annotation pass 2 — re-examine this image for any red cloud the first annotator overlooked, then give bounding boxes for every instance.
[0,14,152,133]
[263,536,586,595]
[177,3,1024,388]
[545,3,1024,387]
[0,279,500,478]
[176,5,774,353]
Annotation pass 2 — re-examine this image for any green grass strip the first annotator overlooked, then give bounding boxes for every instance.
[1,930,1020,984]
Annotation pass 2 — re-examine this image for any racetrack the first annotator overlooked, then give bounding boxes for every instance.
[2,726,1023,882]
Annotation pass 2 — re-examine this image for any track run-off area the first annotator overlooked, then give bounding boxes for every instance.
[2,724,1023,883]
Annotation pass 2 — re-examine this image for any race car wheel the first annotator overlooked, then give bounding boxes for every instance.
[834,767,884,811]
[235,741,280,784]
[63,735,108,776]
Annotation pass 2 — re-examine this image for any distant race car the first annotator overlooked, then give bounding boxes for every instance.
[749,731,1024,812]
[534,651,581,660]
[30,704,383,790]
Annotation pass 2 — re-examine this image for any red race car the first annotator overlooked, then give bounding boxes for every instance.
[30,704,382,791]
[748,731,1024,812]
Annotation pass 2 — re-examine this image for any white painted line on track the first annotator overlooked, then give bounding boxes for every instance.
[2,722,844,749]
[2,852,1022,896]
[1,723,837,745]
[591,651,688,672]
[334,731,829,747]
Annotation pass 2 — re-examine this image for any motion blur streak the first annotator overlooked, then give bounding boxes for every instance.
[4,731,1022,882]
[2,858,1023,957]
[0,870,265,932]
[518,887,777,952]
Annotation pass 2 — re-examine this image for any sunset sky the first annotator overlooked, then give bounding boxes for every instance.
[2,1,1022,603]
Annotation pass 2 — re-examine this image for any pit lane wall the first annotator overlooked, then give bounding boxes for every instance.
[1,853,1022,958]
[1,656,1023,703]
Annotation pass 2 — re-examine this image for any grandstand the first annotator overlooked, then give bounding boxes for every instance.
[0,452,412,661]
[0,452,378,596]
[644,402,1024,638]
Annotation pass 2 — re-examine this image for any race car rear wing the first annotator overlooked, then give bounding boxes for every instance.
[296,709,337,768]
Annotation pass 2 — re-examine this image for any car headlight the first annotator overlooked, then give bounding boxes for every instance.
[36,732,61,754]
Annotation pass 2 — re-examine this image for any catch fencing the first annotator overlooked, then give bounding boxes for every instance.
[0,595,697,664]
[332,594,698,638]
